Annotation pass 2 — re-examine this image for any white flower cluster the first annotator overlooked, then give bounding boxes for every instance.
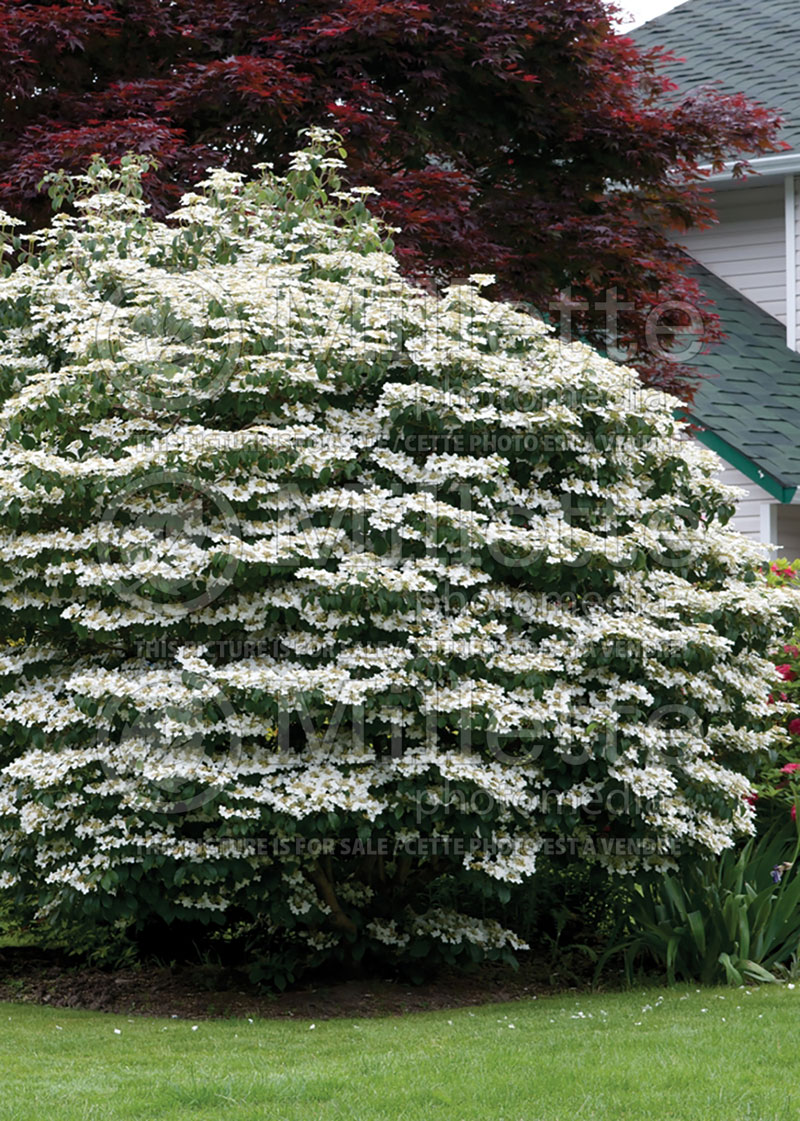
[0,133,795,955]
[411,908,529,951]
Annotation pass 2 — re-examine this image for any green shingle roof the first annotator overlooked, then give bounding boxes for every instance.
[631,0,800,151]
[682,262,800,499]
[630,2,800,498]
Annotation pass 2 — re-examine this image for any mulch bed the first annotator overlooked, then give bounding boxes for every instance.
[0,947,580,1020]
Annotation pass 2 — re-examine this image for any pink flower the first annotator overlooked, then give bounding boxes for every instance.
[785,645,800,659]
[790,719,800,737]
[781,763,800,774]
[777,664,797,682]
[744,792,759,807]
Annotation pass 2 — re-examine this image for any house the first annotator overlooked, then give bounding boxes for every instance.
[632,0,800,556]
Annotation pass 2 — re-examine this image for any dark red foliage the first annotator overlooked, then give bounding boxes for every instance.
[0,0,786,396]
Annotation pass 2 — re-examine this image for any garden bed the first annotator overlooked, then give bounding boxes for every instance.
[0,947,567,1020]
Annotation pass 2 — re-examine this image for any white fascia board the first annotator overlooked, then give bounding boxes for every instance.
[701,151,800,185]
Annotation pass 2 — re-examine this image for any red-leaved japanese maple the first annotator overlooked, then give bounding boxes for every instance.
[0,0,785,396]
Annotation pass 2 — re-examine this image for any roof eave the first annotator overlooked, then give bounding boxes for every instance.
[679,411,798,503]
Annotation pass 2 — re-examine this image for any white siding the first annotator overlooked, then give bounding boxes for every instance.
[682,182,787,323]
[709,455,800,555]
[714,461,775,542]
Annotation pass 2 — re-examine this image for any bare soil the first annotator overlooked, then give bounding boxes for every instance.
[0,947,578,1020]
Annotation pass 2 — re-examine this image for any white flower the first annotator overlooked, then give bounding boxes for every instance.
[0,132,793,963]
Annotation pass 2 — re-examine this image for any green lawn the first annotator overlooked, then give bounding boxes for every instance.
[0,985,796,1120]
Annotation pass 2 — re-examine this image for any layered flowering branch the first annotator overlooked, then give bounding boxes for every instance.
[0,133,796,975]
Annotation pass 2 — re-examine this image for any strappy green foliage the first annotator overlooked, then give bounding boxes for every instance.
[602,823,800,984]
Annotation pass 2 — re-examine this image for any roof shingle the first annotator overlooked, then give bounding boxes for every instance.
[681,262,800,493]
[631,0,800,151]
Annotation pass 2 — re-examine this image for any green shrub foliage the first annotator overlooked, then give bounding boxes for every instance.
[0,133,796,977]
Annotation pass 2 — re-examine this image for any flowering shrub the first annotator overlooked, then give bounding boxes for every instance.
[740,560,800,832]
[0,132,797,979]
[764,559,800,588]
